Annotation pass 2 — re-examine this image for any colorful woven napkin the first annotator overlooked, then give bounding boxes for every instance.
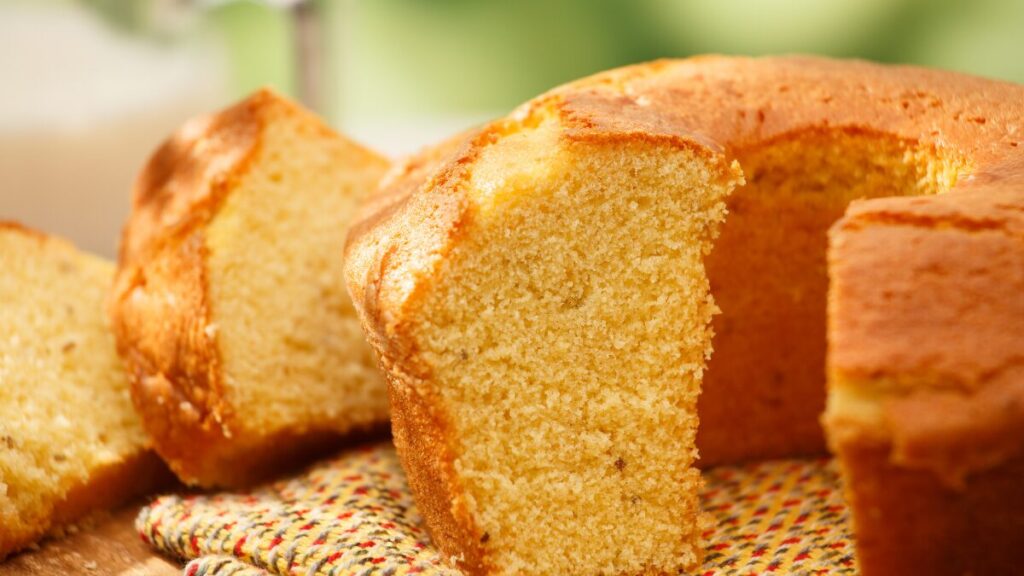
[137,443,857,576]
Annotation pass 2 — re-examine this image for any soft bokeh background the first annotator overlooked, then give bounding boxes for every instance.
[3,0,1024,255]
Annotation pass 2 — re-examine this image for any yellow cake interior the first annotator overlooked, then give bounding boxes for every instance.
[0,229,148,552]
[203,113,389,440]
[409,119,738,574]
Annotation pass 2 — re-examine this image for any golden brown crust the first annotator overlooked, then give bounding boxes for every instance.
[387,367,488,575]
[111,89,383,487]
[349,55,1024,408]
[0,451,172,561]
[0,220,50,241]
[831,437,1024,576]
[825,178,1024,576]
[117,92,265,267]
[111,92,266,486]
[345,128,490,573]
[830,188,1024,389]
[48,452,171,529]
[883,370,1024,486]
[345,56,1024,572]
[0,224,172,560]
[827,187,1024,484]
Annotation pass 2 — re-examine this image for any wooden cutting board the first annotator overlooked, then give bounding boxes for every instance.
[0,504,181,576]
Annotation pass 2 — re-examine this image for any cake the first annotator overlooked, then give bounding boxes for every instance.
[0,223,168,560]
[348,120,737,575]
[111,89,391,488]
[825,186,1024,575]
[344,56,1023,575]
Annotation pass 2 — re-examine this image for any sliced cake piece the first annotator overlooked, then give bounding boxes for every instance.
[111,89,391,488]
[0,223,167,560]
[345,109,742,574]
[824,187,1024,576]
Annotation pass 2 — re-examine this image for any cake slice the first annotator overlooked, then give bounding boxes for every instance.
[0,223,167,560]
[824,188,1024,576]
[345,108,742,574]
[111,89,391,488]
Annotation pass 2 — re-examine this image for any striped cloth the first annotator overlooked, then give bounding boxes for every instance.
[137,443,857,576]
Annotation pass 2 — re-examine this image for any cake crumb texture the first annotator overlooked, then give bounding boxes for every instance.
[112,89,391,487]
[346,55,1024,576]
[0,223,164,559]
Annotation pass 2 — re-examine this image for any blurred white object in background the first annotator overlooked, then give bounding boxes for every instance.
[0,2,227,257]
[342,115,493,158]
[321,0,495,158]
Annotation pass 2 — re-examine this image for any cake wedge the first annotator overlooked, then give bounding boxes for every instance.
[112,89,391,487]
[0,223,167,560]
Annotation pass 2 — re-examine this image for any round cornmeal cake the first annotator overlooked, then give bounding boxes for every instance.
[344,56,1023,576]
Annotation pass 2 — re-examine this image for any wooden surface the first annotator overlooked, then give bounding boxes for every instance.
[0,504,181,576]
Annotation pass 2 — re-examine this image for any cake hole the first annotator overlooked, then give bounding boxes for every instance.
[699,130,967,464]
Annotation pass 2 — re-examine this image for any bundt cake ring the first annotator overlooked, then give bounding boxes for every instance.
[344,56,1023,576]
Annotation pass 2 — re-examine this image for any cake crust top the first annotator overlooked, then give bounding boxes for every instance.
[346,55,1024,360]
[345,55,1024,491]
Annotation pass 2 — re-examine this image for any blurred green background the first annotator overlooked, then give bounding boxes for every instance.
[206,0,1024,154]
[215,0,1024,119]
[83,0,1024,126]
[3,0,1023,255]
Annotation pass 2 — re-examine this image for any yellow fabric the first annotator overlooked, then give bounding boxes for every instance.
[138,443,857,575]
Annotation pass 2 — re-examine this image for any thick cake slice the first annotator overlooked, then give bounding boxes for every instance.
[0,223,167,560]
[824,187,1024,576]
[111,89,391,487]
[345,112,742,574]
